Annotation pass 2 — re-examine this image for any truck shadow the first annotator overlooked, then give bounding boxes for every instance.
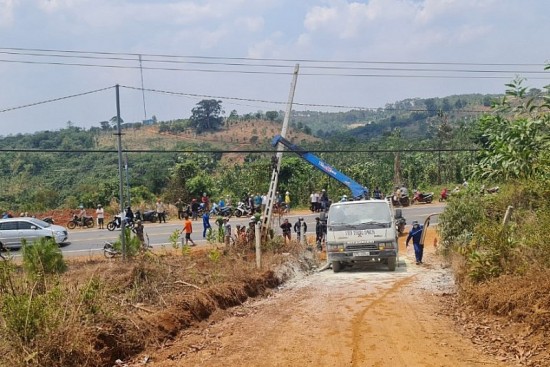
[333,259,409,274]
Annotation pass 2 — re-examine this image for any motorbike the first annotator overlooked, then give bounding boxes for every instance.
[210,203,233,217]
[67,214,94,229]
[135,209,158,223]
[386,194,410,207]
[42,216,55,224]
[439,188,449,202]
[234,202,252,218]
[412,191,434,204]
[106,215,135,231]
[481,185,500,195]
[394,209,406,235]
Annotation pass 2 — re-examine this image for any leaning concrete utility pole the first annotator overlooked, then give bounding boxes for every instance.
[261,64,300,241]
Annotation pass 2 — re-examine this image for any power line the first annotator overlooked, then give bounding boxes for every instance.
[0,47,545,67]
[0,86,114,113]
[2,58,549,80]
[120,85,493,113]
[0,83,494,115]
[0,50,548,75]
[0,147,480,154]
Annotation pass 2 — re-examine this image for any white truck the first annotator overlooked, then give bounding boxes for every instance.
[323,199,399,273]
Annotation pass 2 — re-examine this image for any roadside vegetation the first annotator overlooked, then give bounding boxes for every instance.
[0,232,316,367]
[438,74,550,359]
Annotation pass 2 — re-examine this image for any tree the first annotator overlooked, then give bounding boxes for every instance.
[99,121,110,130]
[190,99,224,133]
[109,116,124,129]
[472,76,550,180]
[266,111,278,121]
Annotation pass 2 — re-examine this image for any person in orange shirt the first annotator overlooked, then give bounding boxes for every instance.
[180,215,197,247]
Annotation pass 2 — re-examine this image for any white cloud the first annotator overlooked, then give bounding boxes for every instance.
[0,0,18,27]
[235,16,264,32]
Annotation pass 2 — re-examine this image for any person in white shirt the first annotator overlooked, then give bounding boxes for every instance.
[96,204,105,229]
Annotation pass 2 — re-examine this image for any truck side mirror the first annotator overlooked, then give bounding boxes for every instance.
[394,208,403,219]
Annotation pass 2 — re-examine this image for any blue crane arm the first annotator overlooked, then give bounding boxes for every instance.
[272,135,369,199]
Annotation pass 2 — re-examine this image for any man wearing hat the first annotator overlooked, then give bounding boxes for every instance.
[96,204,105,229]
[406,220,424,265]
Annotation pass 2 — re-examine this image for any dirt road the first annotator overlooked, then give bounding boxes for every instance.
[138,233,509,367]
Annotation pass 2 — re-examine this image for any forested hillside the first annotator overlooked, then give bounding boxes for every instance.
[1,90,537,215]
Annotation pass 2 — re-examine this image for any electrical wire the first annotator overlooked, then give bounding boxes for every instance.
[0,47,545,67]
[0,147,480,154]
[0,86,114,113]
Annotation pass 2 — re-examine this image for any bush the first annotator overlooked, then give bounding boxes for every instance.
[437,190,485,257]
[22,238,67,278]
[441,179,550,284]
[111,228,143,258]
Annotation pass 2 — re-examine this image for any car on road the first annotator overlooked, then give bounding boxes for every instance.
[0,217,69,250]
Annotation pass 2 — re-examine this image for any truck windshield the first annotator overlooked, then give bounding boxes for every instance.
[328,202,392,228]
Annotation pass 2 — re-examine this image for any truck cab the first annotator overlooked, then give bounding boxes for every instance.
[324,199,398,272]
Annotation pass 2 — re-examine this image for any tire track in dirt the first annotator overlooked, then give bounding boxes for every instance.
[350,275,416,367]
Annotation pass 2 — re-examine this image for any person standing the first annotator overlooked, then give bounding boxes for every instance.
[315,217,324,250]
[294,217,307,244]
[320,189,329,211]
[133,220,145,247]
[280,218,292,243]
[202,211,212,238]
[310,192,316,212]
[284,191,291,212]
[176,198,185,220]
[201,192,210,211]
[181,215,196,247]
[96,204,105,229]
[223,218,232,246]
[156,199,166,223]
[406,220,424,265]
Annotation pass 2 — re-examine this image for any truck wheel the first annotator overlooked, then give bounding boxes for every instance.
[332,261,342,273]
[387,257,397,271]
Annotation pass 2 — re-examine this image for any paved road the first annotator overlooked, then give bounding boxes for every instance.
[13,203,445,257]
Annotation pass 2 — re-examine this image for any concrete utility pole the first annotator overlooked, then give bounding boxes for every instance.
[261,64,300,240]
[115,85,127,260]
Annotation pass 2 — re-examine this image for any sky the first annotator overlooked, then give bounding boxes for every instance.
[0,0,549,136]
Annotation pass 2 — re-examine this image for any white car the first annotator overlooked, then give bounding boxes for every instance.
[0,217,69,250]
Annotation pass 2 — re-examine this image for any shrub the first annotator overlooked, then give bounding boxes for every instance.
[111,228,142,258]
[22,238,67,278]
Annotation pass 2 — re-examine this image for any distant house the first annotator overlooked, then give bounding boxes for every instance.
[142,119,155,126]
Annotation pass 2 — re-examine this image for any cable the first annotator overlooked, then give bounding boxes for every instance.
[0,47,545,67]
[0,147,480,154]
[120,85,494,113]
[2,58,549,80]
[0,86,114,113]
[0,50,547,75]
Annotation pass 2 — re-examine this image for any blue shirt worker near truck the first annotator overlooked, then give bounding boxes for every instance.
[406,220,424,265]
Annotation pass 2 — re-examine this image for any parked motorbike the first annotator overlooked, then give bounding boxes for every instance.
[106,215,135,231]
[386,194,410,207]
[210,203,233,217]
[439,188,449,202]
[135,209,158,223]
[67,214,94,229]
[412,191,434,204]
[481,185,500,195]
[42,216,55,224]
[394,209,406,235]
[234,202,252,218]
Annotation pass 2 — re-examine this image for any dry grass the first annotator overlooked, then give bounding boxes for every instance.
[0,239,320,367]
